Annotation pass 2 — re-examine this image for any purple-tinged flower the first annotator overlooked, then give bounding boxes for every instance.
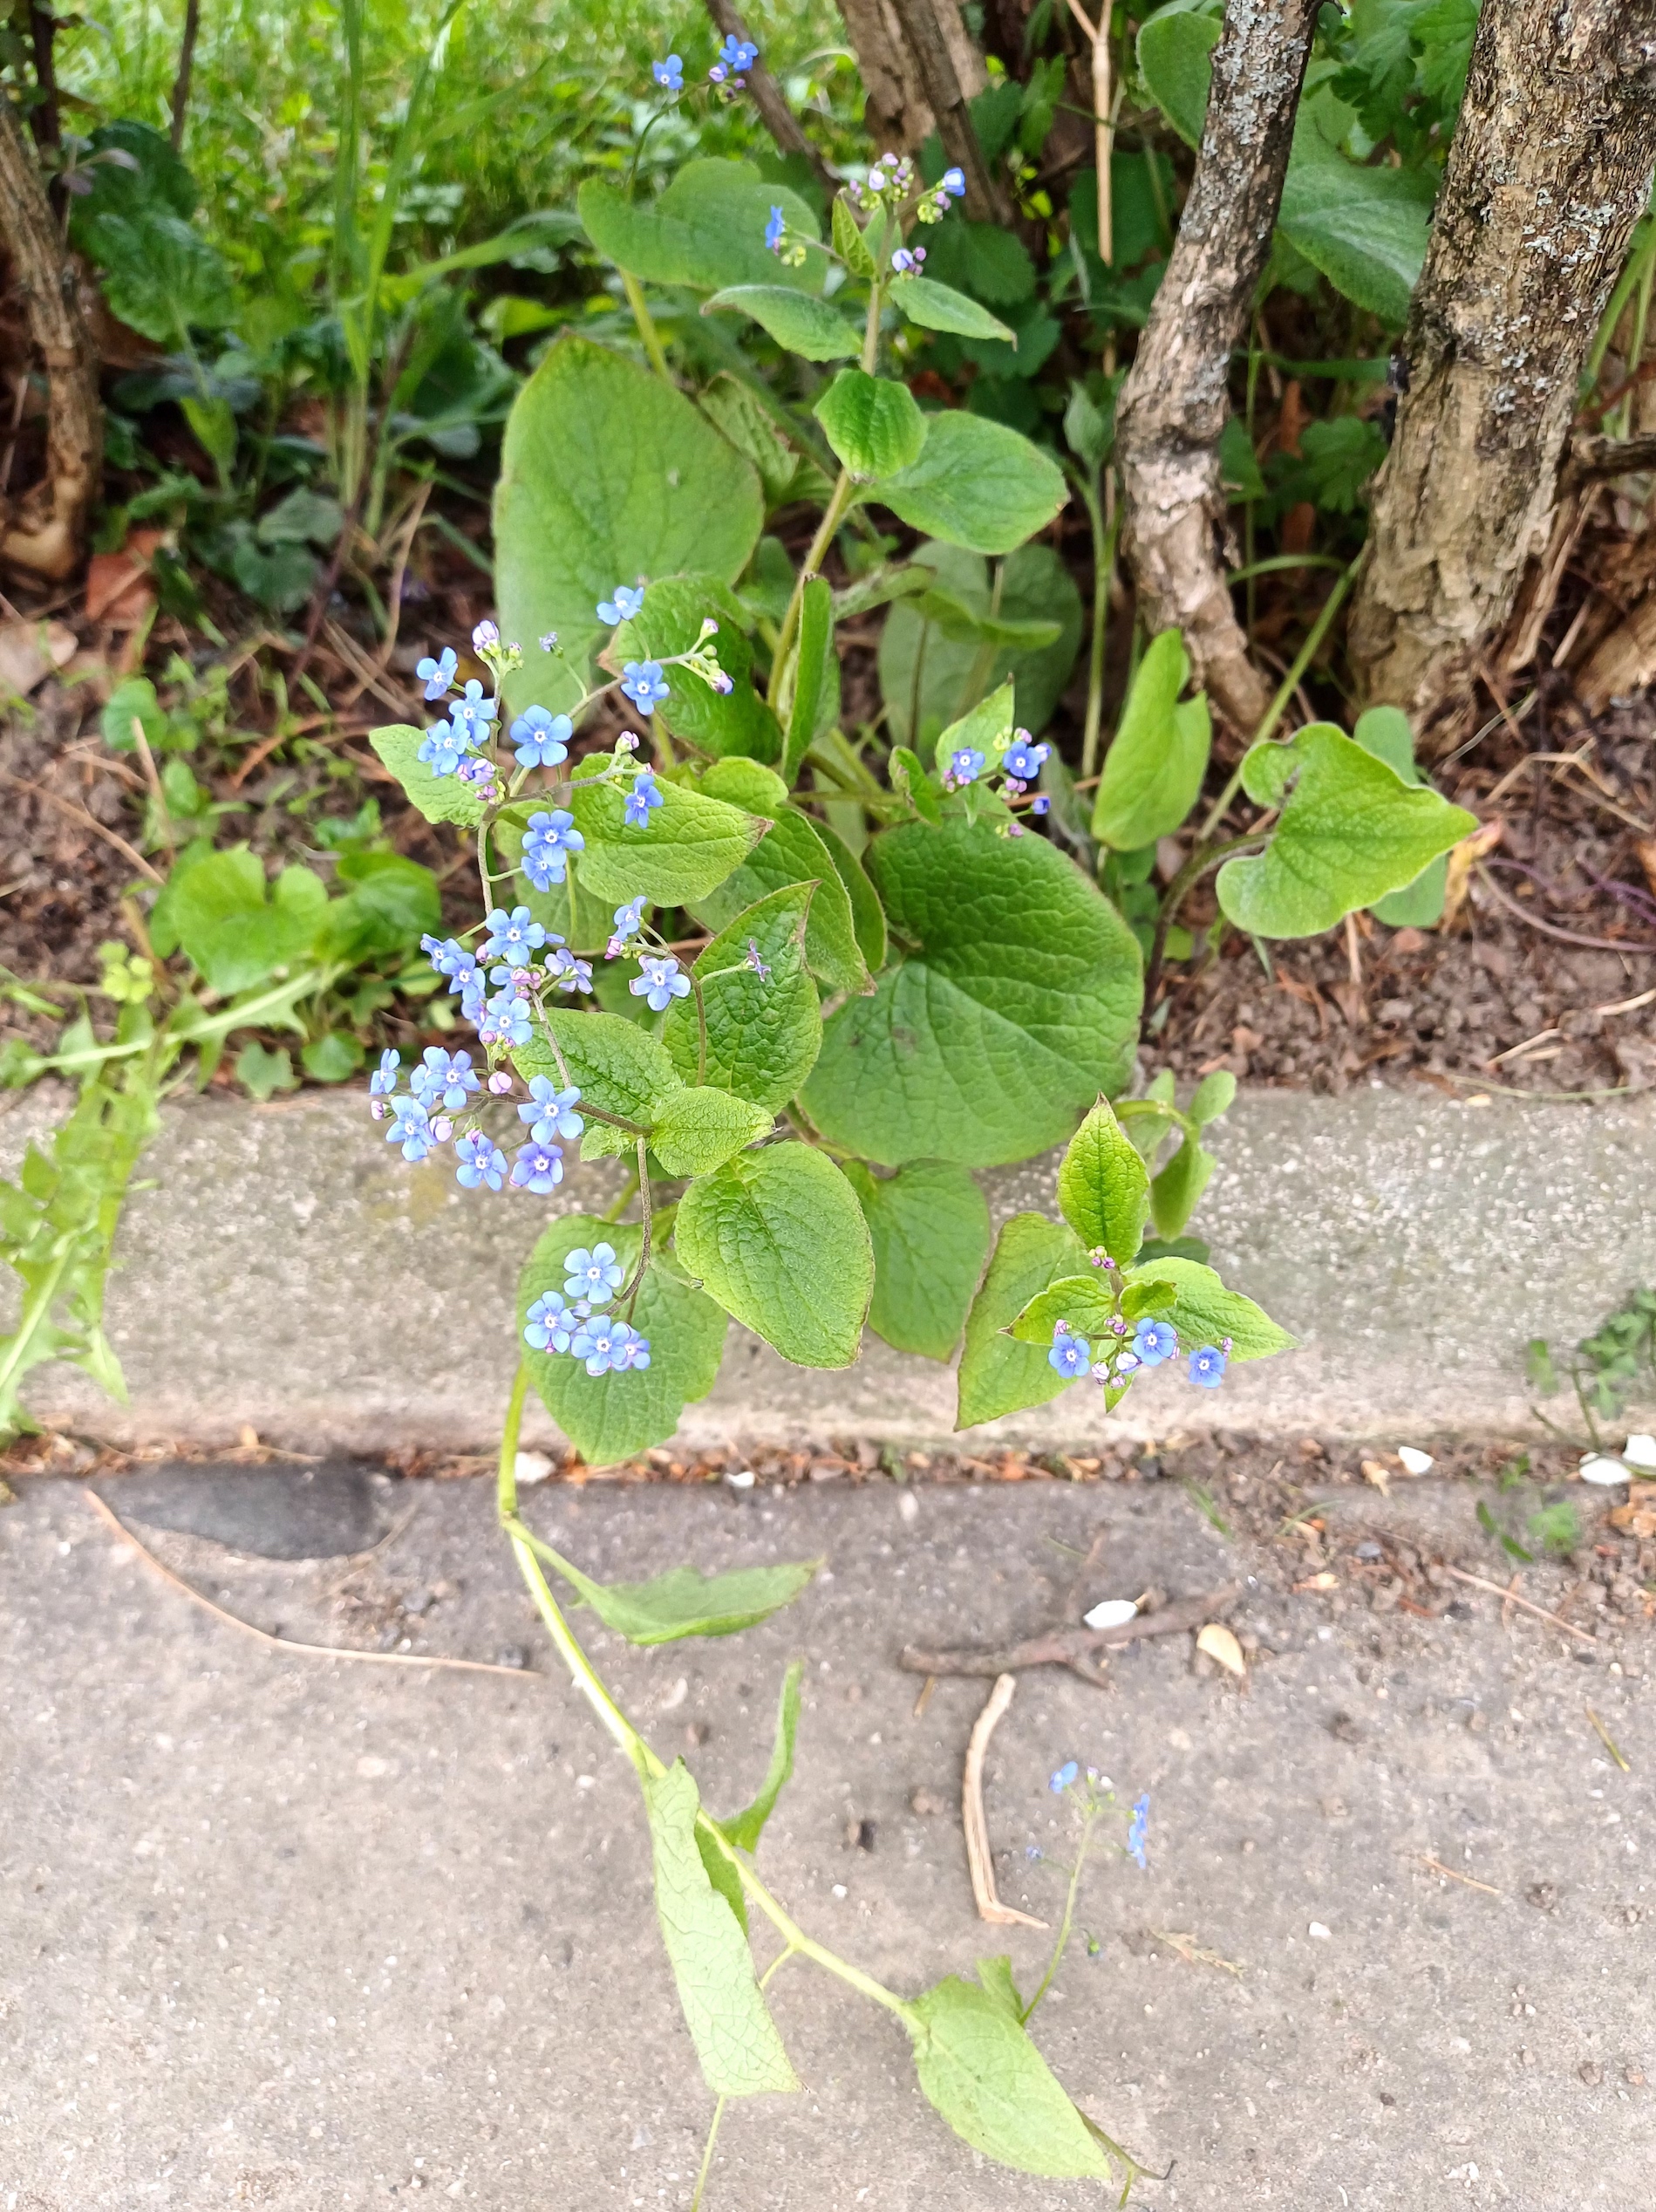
[621,660,670,712]
[1127,1792,1149,1870]
[520,1076,585,1144]
[705,665,734,694]
[1188,1344,1228,1389]
[386,1096,438,1163]
[1134,1319,1177,1368]
[548,946,594,993]
[524,1291,575,1354]
[417,717,473,777]
[539,630,559,652]
[1048,1323,1091,1378]
[369,1047,400,1097]
[521,809,583,890]
[510,1140,565,1194]
[1003,735,1049,780]
[454,1131,507,1191]
[510,704,572,770]
[482,905,548,965]
[479,988,533,1050]
[652,52,683,92]
[948,746,985,785]
[765,205,787,253]
[609,1323,651,1372]
[1050,1760,1079,1793]
[455,756,500,797]
[415,646,457,701]
[889,245,926,274]
[412,1047,480,1112]
[487,1069,515,1096]
[422,934,480,994]
[612,896,646,939]
[446,679,498,743]
[745,938,771,980]
[563,1243,625,1302]
[939,166,966,199]
[631,952,691,1012]
[1029,794,1051,816]
[596,584,645,626]
[459,974,488,1026]
[472,619,501,652]
[572,1314,644,1376]
[624,768,664,828]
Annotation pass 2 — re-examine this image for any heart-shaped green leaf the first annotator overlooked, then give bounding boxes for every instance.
[907,1974,1111,2178]
[690,759,870,997]
[674,1142,873,1368]
[368,724,488,827]
[614,576,780,764]
[569,766,768,905]
[578,160,823,291]
[844,1160,992,1362]
[1121,1255,1295,1361]
[649,1087,773,1178]
[814,368,929,480]
[1092,628,1211,851]
[876,413,1067,556]
[662,883,822,1111]
[516,1010,681,1161]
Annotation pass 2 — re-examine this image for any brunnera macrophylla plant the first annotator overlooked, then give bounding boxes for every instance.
[355,58,1479,2199]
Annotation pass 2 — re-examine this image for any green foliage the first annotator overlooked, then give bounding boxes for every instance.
[579,161,823,291]
[878,542,1083,746]
[713,1660,804,1854]
[907,1975,1112,2179]
[1093,629,1212,852]
[891,276,1016,342]
[845,1160,992,1362]
[691,761,870,996]
[567,764,767,906]
[705,283,862,358]
[661,885,822,1111]
[1055,1098,1150,1264]
[549,1553,818,1645]
[1118,1256,1296,1362]
[525,1012,679,1147]
[814,370,929,481]
[875,412,1068,555]
[616,579,781,763]
[957,1212,1088,1428]
[649,1088,774,1178]
[674,1143,874,1368]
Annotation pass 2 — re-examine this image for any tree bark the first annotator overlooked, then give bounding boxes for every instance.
[0,92,102,583]
[1349,1,1656,724]
[838,0,1001,212]
[701,0,838,199]
[1114,0,1320,736]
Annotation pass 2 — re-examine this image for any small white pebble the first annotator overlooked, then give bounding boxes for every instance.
[1396,1445,1435,1476]
[515,1451,554,1486]
[1083,1598,1139,1630]
[831,1883,848,1899]
[1580,1455,1629,1487]
[897,1490,919,1523]
[1622,1434,1656,1470]
[725,1468,756,1489]
[1308,1922,1332,1941]
[576,1774,596,1790]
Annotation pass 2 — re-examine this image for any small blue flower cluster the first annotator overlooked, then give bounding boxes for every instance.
[652,34,758,99]
[369,1044,583,1194]
[1127,1792,1150,1871]
[1048,1762,1151,1871]
[937,723,1052,834]
[525,1242,651,1376]
[1048,1315,1230,1391]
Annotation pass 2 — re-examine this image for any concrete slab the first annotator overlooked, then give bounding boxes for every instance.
[3,1474,1651,2209]
[2,1083,1653,1454]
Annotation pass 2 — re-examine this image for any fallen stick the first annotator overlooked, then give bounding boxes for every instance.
[900,1586,1238,1683]
[961,1674,1047,1929]
[1419,1854,1503,1897]
[1443,1564,1598,1647]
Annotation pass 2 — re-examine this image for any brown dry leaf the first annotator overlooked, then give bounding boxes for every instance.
[1442,820,1503,927]
[1608,1480,1656,1537]
[1361,1458,1392,1496]
[1196,1621,1246,1676]
[0,617,76,697]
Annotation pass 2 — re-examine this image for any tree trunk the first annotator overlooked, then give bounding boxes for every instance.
[1349,0,1656,725]
[838,0,994,206]
[0,93,101,584]
[1114,0,1321,737]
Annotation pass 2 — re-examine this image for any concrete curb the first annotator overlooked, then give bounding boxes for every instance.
[3,1082,1653,1454]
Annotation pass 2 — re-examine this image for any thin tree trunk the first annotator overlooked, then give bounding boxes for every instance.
[1114,0,1320,736]
[170,0,203,153]
[836,0,932,149]
[883,0,1005,221]
[1349,1,1656,725]
[0,96,102,583]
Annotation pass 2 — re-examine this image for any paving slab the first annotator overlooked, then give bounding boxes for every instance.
[3,1472,1651,2209]
[2,1083,1653,1454]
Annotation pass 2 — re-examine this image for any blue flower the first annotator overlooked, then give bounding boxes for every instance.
[563,1243,625,1302]
[369,1047,400,1097]
[386,1096,438,1163]
[1030,794,1051,815]
[510,705,573,770]
[596,584,645,625]
[415,646,457,701]
[521,809,584,890]
[482,905,548,965]
[765,205,787,253]
[572,1314,644,1376]
[611,896,647,943]
[412,1047,480,1112]
[1133,1319,1178,1368]
[609,1321,651,1372]
[940,166,966,199]
[718,33,758,70]
[472,619,500,652]
[631,952,691,1012]
[447,679,499,742]
[889,245,926,275]
[652,52,683,91]
[510,1140,565,1194]
[519,1076,584,1144]
[416,717,474,777]
[1003,737,1049,780]
[1188,1344,1228,1389]
[479,988,533,1050]
[524,1291,575,1354]
[1127,1792,1149,1870]
[620,660,670,711]
[948,746,985,785]
[1049,1759,1079,1794]
[545,946,593,993]
[1048,1324,1091,1378]
[624,768,664,828]
[422,935,480,994]
[454,1131,507,1191]
[745,938,771,980]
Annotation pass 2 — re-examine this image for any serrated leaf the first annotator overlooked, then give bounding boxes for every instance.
[649,1087,773,1177]
[844,1160,992,1362]
[84,208,236,340]
[1216,725,1477,939]
[715,1660,803,1854]
[517,1218,727,1464]
[803,820,1142,1169]
[783,577,835,783]
[1006,1274,1118,1345]
[661,884,822,1111]
[891,276,1015,342]
[614,577,780,764]
[551,1554,817,1644]
[878,540,1082,743]
[674,1142,873,1368]
[1149,1132,1216,1239]
[957,1212,1089,1429]
[1056,1097,1150,1262]
[814,369,928,481]
[578,160,823,292]
[368,724,488,827]
[907,1975,1110,2178]
[705,284,861,360]
[876,413,1067,556]
[569,768,768,905]
[1092,629,1211,850]
[691,761,869,997]
[643,1760,799,2096]
[1121,1255,1295,1361]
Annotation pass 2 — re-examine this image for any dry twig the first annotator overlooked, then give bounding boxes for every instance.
[1443,1563,1598,1645]
[900,1585,1238,1684]
[961,1674,1047,1929]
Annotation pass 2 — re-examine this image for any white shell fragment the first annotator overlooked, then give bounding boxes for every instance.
[725,1467,756,1489]
[514,1450,555,1486]
[1579,1455,1630,1486]
[1308,1922,1332,1942]
[1396,1445,1435,1475]
[1622,1434,1656,1470]
[1083,1598,1140,1631]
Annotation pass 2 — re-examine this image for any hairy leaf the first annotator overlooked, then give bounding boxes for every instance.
[614,577,780,764]
[845,1160,992,1362]
[1148,1133,1216,1239]
[1056,1098,1151,1263]
[814,817,887,973]
[891,276,1016,342]
[650,1087,773,1178]
[691,760,869,997]
[517,1010,681,1156]
[1353,706,1449,926]
[578,160,823,291]
[1006,1273,1118,1345]
[368,724,487,827]
[662,884,822,1111]
[815,369,929,480]
[1279,100,1434,328]
[1092,629,1211,850]
[715,1660,804,1854]
[166,849,322,995]
[1136,10,1220,148]
[957,1212,1089,1429]
[783,577,835,784]
[877,413,1067,556]
[1121,1255,1296,1361]
[569,768,767,905]
[704,284,861,359]
[675,1143,874,1368]
[908,1975,1111,2178]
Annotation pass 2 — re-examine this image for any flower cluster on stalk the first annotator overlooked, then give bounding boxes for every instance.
[1046,1311,1232,1396]
[651,34,760,106]
[524,1242,651,1376]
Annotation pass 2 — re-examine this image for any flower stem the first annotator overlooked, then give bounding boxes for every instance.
[1077,476,1121,784]
[1021,1803,1096,2022]
[622,270,672,384]
[690,2096,727,2212]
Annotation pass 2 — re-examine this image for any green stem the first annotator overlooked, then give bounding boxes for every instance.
[1226,553,1347,585]
[1141,831,1269,1009]
[688,966,708,1087]
[1079,478,1121,783]
[622,270,672,383]
[620,1136,652,1313]
[690,2096,727,2212]
[1021,1804,1097,2023]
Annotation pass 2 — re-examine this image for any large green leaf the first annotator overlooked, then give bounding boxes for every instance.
[549,1554,817,1644]
[650,1087,773,1178]
[690,760,870,997]
[908,1975,1111,2179]
[704,285,861,360]
[1121,1255,1296,1361]
[1149,1131,1216,1239]
[642,1760,799,2097]
[956,1212,1088,1430]
[1006,1273,1122,1345]
[1056,1098,1150,1264]
[876,413,1067,556]
[714,1660,803,1854]
[84,209,235,340]
[517,1219,726,1464]
[517,1010,681,1154]
[878,541,1082,744]
[1136,10,1220,148]
[1216,724,1476,938]
[662,884,822,1111]
[577,160,823,291]
[1353,705,1449,925]
[891,276,1015,342]
[814,369,929,480]
[368,724,487,828]
[802,820,1142,1168]
[844,1161,991,1362]
[568,766,768,905]
[814,816,887,973]
[1279,101,1434,328]
[700,372,830,509]
[674,1143,873,1368]
[614,577,780,764]
[494,338,764,713]
[166,849,322,995]
[1092,628,1211,850]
